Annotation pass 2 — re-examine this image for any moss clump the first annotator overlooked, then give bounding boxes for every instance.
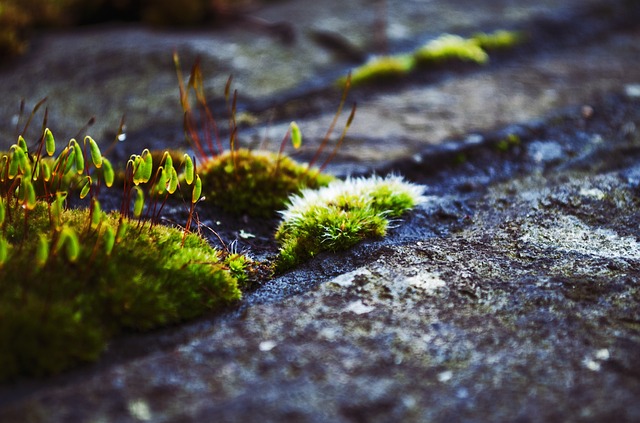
[470,29,524,51]
[0,0,282,59]
[496,133,521,152]
[0,0,96,58]
[0,201,243,380]
[175,56,351,218]
[345,29,524,87]
[275,175,425,271]
[414,34,489,65]
[347,54,416,86]
[199,148,335,217]
[0,130,250,381]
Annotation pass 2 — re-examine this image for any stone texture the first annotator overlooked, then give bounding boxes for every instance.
[1,1,640,422]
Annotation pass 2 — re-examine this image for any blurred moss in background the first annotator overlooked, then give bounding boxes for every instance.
[0,0,276,58]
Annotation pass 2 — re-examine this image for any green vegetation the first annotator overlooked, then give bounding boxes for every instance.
[344,29,525,87]
[349,54,416,86]
[0,129,249,380]
[471,29,524,51]
[0,1,27,56]
[0,48,431,380]
[0,0,114,57]
[275,175,425,271]
[175,54,356,217]
[199,149,335,217]
[496,133,521,152]
[0,56,360,379]
[414,34,489,65]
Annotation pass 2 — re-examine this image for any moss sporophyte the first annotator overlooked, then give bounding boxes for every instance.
[0,128,251,380]
[174,53,356,217]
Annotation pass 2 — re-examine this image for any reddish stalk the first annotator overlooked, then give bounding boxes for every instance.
[227,88,239,176]
[103,115,127,157]
[175,52,225,161]
[272,127,292,178]
[18,97,47,138]
[318,102,357,172]
[307,72,352,169]
[191,60,223,156]
[181,155,199,247]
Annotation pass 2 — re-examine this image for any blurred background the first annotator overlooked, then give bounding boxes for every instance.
[1,0,639,172]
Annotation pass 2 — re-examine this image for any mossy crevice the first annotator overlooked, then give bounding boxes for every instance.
[0,55,427,381]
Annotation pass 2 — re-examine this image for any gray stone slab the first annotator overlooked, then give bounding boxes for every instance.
[1,1,640,422]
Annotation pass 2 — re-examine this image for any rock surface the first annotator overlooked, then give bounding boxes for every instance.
[1,0,640,422]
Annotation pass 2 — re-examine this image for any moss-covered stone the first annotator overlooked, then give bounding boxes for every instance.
[471,29,525,51]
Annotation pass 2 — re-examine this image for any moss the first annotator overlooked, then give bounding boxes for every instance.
[0,202,243,380]
[0,131,251,381]
[496,133,521,152]
[414,34,489,66]
[141,0,209,26]
[471,29,524,51]
[0,0,89,58]
[453,152,468,165]
[199,149,335,217]
[175,56,350,217]
[275,175,425,271]
[0,0,279,59]
[0,1,30,57]
[346,54,415,86]
[345,30,524,87]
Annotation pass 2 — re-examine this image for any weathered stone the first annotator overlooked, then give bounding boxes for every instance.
[1,1,640,422]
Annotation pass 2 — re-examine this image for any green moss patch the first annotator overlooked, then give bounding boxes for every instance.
[0,0,283,59]
[0,202,243,380]
[0,130,251,381]
[413,34,489,65]
[348,54,416,86]
[199,149,335,217]
[275,175,425,271]
[471,29,524,51]
[344,30,524,87]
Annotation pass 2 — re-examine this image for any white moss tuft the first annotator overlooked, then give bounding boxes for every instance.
[280,174,426,222]
[276,175,426,271]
